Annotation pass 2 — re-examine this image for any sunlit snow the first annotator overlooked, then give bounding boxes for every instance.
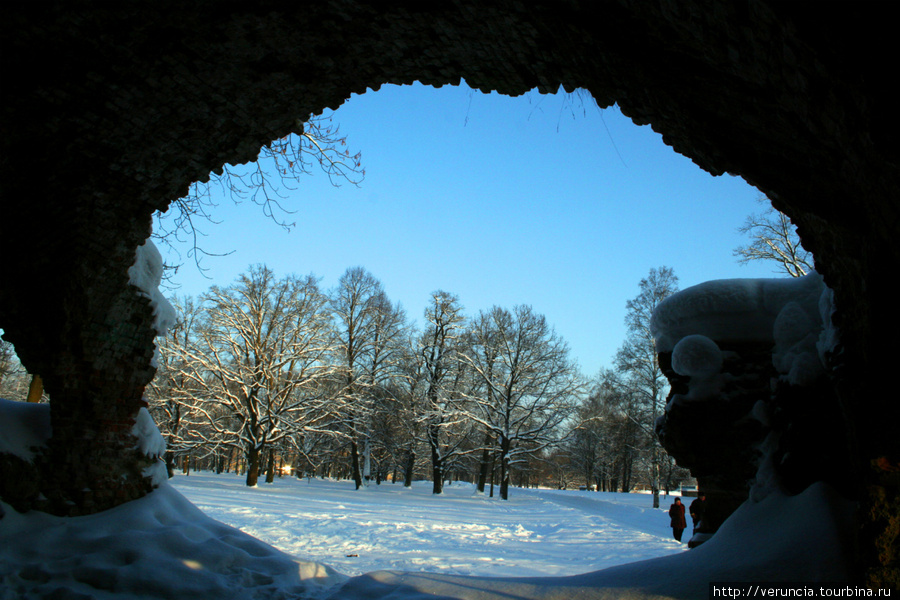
[172,473,686,580]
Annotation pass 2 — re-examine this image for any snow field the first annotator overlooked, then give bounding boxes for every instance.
[171,473,686,579]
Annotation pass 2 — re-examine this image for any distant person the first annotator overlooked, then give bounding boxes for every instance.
[690,494,706,532]
[669,497,686,542]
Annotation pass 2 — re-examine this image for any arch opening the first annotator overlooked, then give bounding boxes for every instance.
[2,2,897,590]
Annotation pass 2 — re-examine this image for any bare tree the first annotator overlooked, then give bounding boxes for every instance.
[465,319,503,495]
[567,392,604,490]
[419,291,468,494]
[329,266,388,489]
[461,305,584,500]
[614,266,678,506]
[361,291,408,484]
[733,197,813,277]
[394,328,429,487]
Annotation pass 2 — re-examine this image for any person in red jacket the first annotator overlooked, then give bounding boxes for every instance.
[669,497,687,542]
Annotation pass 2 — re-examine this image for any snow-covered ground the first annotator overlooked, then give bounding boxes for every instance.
[1,467,855,600]
[171,473,685,579]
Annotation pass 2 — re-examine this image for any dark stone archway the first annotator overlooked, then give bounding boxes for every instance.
[2,1,897,586]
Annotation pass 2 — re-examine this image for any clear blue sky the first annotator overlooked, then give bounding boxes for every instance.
[158,82,782,378]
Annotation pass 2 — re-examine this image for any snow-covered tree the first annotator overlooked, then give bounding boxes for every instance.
[461,305,583,500]
[0,333,39,403]
[419,291,469,494]
[362,290,409,483]
[393,328,429,486]
[567,392,604,490]
[170,265,337,486]
[329,266,392,489]
[0,335,12,387]
[569,369,644,492]
[0,334,18,398]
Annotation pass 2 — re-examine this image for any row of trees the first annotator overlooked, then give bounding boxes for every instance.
[148,265,585,499]
[2,187,811,499]
[140,107,812,499]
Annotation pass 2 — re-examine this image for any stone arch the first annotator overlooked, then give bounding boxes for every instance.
[2,1,897,585]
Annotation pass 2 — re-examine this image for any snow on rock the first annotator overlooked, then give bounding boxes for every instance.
[772,298,825,386]
[749,430,783,503]
[652,272,835,386]
[0,483,346,600]
[127,237,178,484]
[651,273,827,354]
[667,334,728,403]
[0,397,51,462]
[671,334,723,379]
[128,238,177,350]
[132,407,169,488]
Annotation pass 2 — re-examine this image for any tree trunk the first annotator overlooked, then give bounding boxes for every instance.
[429,422,443,495]
[499,436,511,500]
[265,447,276,483]
[403,445,416,487]
[165,449,175,478]
[362,438,371,483]
[489,454,496,498]
[225,446,238,473]
[351,440,362,489]
[246,444,260,487]
[652,449,660,508]
[476,432,492,493]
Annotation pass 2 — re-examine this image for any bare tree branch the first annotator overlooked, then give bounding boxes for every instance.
[733,197,814,278]
[153,112,364,280]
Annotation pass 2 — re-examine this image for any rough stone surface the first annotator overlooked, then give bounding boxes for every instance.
[657,338,855,549]
[1,0,897,585]
[656,344,769,544]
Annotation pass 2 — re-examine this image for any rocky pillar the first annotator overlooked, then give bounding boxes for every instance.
[656,343,770,547]
[0,232,169,516]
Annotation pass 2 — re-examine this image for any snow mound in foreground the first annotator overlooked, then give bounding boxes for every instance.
[0,483,346,600]
[332,482,854,599]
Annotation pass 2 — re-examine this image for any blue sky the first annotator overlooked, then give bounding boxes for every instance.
[158,82,781,378]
